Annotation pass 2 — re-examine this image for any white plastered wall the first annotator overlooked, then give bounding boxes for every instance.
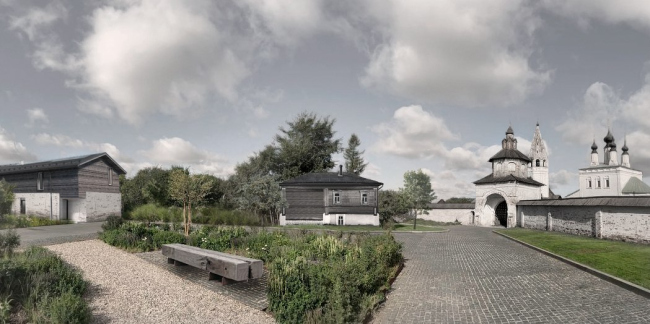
[11,193,60,219]
[418,209,473,224]
[85,192,122,222]
[475,183,541,227]
[279,213,379,226]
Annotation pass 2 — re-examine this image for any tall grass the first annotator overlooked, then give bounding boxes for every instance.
[0,214,70,229]
[125,204,260,226]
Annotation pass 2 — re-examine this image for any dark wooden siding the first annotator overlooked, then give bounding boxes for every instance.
[325,187,377,215]
[285,188,324,220]
[78,158,121,198]
[0,168,79,198]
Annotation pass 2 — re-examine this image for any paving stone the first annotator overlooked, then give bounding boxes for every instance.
[136,251,268,310]
[372,226,650,324]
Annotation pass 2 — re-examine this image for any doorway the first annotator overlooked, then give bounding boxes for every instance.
[20,199,26,214]
[61,199,68,220]
[495,201,508,227]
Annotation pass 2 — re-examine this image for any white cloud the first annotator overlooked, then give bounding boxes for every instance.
[556,82,622,145]
[25,108,49,127]
[370,105,456,159]
[362,162,381,178]
[429,170,476,200]
[542,0,650,31]
[139,137,233,177]
[361,0,551,107]
[32,133,83,147]
[550,169,577,186]
[0,128,37,163]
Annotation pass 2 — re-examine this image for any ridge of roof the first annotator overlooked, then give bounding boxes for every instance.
[280,172,382,186]
[488,148,532,162]
[0,152,126,175]
[473,174,544,186]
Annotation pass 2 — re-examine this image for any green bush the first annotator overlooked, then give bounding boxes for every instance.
[0,247,89,323]
[0,229,19,257]
[102,215,124,231]
[127,204,182,223]
[193,207,260,226]
[152,230,186,248]
[0,215,69,229]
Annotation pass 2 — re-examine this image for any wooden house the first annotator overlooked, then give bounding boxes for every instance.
[0,153,126,222]
[279,166,383,226]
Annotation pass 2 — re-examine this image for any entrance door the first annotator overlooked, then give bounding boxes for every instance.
[20,199,26,214]
[61,199,68,220]
[337,215,344,225]
[495,201,508,227]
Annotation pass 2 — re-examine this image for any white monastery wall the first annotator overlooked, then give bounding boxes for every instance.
[418,209,473,225]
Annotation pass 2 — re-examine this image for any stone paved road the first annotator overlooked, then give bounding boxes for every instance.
[373,226,650,324]
[0,222,103,247]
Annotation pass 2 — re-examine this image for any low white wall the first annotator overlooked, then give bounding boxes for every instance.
[85,192,121,222]
[280,214,379,226]
[341,214,379,226]
[519,205,650,244]
[418,209,473,225]
[11,193,60,219]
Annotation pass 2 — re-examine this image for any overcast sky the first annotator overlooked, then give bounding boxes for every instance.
[2,0,650,199]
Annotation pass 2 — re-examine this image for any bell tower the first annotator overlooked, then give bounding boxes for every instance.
[529,123,549,198]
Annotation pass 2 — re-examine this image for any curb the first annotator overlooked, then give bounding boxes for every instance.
[493,230,650,300]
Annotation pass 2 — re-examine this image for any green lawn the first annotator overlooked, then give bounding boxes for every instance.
[496,228,650,289]
[283,224,446,232]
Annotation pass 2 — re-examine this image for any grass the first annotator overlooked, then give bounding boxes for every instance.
[496,228,650,290]
[0,214,71,229]
[283,224,446,232]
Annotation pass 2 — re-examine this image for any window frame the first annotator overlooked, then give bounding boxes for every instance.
[108,168,113,186]
[596,176,601,188]
[604,176,610,188]
[361,192,368,205]
[37,172,43,191]
[333,191,340,204]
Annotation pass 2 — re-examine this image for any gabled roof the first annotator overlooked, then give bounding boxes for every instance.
[622,177,650,195]
[488,149,531,162]
[518,196,650,207]
[0,153,126,175]
[280,172,382,187]
[473,174,544,187]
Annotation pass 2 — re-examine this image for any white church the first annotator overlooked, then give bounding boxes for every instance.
[472,124,650,228]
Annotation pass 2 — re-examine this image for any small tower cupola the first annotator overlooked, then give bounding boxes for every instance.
[603,128,615,165]
[590,139,599,166]
[502,125,517,149]
[621,137,631,167]
[529,123,549,198]
[608,140,618,165]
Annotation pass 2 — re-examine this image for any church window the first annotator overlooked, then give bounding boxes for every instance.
[508,162,515,172]
[604,177,610,188]
[543,160,546,167]
[586,177,592,188]
[536,159,540,167]
[596,177,601,188]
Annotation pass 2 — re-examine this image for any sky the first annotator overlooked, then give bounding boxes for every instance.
[2,0,650,199]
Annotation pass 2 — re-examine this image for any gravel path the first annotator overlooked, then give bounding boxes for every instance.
[46,240,275,324]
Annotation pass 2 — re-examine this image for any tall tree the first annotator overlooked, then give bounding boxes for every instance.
[344,133,368,175]
[273,112,342,181]
[169,169,212,235]
[378,189,409,225]
[402,169,437,229]
[237,174,286,226]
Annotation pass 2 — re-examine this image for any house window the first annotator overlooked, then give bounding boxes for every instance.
[108,168,113,186]
[586,177,592,188]
[333,192,340,204]
[361,192,368,205]
[596,177,601,188]
[37,172,43,191]
[20,198,26,214]
[337,215,344,225]
[604,176,610,188]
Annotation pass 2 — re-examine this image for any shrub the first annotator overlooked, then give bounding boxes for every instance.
[193,207,260,226]
[0,247,89,323]
[0,229,19,257]
[102,215,124,231]
[152,230,186,249]
[128,204,182,223]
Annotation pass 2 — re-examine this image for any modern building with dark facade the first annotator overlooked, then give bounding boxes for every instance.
[0,153,126,222]
[279,166,383,226]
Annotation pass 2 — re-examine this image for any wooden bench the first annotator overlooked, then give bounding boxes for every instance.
[161,243,263,285]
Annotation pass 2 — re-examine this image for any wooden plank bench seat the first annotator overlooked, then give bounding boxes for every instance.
[161,243,263,285]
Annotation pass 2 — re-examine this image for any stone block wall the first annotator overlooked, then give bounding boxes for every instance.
[85,192,121,222]
[519,204,650,244]
[11,193,60,219]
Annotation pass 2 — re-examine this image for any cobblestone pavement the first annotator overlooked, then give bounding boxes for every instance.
[136,251,268,310]
[373,226,650,324]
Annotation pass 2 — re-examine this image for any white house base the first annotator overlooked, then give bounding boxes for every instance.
[280,214,379,226]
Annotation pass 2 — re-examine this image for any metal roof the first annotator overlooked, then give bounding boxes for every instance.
[518,196,650,207]
[474,174,544,187]
[0,153,127,175]
[622,177,650,195]
[280,172,382,187]
[488,148,532,162]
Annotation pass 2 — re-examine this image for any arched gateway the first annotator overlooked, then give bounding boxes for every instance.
[473,125,548,228]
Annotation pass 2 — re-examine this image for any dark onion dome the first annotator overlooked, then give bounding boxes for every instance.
[622,139,629,154]
[591,140,598,153]
[609,140,617,151]
[604,128,614,143]
[506,125,514,135]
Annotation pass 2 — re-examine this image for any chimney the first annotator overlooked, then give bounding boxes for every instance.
[338,165,343,176]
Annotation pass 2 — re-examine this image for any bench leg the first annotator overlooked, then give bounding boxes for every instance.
[167,258,175,264]
[174,260,187,267]
[208,272,236,286]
